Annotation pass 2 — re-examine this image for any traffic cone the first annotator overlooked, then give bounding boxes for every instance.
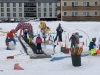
[14,63,24,70]
[7,56,14,59]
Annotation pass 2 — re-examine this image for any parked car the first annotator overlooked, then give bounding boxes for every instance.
[4,18,9,22]
[10,18,15,22]
[16,19,21,22]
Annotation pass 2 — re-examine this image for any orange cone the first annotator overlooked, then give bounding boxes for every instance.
[7,56,14,59]
[14,63,24,70]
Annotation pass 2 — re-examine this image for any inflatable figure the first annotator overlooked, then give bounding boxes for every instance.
[5,29,16,50]
[39,21,50,34]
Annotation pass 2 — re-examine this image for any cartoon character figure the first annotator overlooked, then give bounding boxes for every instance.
[5,29,16,50]
[39,21,51,34]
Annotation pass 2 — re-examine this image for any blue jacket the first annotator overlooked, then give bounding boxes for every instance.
[6,37,16,45]
[56,27,63,36]
[89,40,95,50]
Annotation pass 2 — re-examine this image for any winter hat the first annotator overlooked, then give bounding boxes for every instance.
[37,34,40,37]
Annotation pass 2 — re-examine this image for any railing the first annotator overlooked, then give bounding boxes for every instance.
[62,16,100,21]
[62,6,100,10]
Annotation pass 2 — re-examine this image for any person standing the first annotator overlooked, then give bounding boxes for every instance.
[54,23,63,42]
[69,33,77,52]
[35,34,42,54]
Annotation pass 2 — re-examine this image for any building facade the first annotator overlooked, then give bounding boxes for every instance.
[0,3,24,19]
[0,0,57,20]
[57,0,100,21]
[36,3,57,20]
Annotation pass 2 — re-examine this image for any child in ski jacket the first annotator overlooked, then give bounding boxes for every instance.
[27,30,34,44]
[35,34,42,53]
[89,38,97,55]
[89,38,96,50]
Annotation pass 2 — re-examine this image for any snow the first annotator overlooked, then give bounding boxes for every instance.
[0,21,100,75]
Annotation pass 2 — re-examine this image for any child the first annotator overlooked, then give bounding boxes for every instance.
[27,30,34,44]
[35,34,42,54]
[89,38,97,55]
[69,33,77,52]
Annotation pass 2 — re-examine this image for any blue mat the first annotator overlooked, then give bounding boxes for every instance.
[50,54,89,61]
[42,43,53,46]
[0,28,2,30]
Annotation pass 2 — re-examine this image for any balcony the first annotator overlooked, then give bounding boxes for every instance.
[62,6,100,11]
[57,6,61,10]
[62,16,100,21]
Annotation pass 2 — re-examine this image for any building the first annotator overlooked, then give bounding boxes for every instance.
[0,0,57,20]
[36,3,57,20]
[57,0,100,21]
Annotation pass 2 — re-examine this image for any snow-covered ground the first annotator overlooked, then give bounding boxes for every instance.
[0,21,100,75]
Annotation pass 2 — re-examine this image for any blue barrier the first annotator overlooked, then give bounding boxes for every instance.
[50,54,89,61]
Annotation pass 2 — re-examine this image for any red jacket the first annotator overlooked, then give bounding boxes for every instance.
[36,37,42,43]
[7,32,14,39]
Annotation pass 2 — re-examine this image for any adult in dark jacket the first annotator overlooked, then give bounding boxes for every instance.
[54,23,63,42]
[69,33,77,51]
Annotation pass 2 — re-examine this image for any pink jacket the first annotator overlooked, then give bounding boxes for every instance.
[36,37,42,43]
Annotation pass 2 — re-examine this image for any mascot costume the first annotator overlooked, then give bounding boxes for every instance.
[5,29,16,50]
[39,21,51,43]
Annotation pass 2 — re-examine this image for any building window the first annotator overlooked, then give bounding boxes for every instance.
[49,8,52,12]
[72,2,78,6]
[94,12,98,16]
[19,13,22,17]
[13,8,16,12]
[72,12,78,16]
[44,13,46,17]
[13,3,16,7]
[44,3,46,7]
[1,13,4,17]
[64,2,67,6]
[13,13,16,17]
[38,3,41,7]
[1,8,4,12]
[64,12,67,16]
[37,8,40,12]
[83,2,90,6]
[7,8,10,12]
[1,3,4,7]
[49,13,52,17]
[49,3,52,7]
[83,12,90,16]
[83,12,86,16]
[7,13,10,17]
[7,3,10,7]
[95,2,98,6]
[44,8,46,12]
[19,8,22,12]
[19,3,22,7]
[38,13,41,17]
[55,13,57,16]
